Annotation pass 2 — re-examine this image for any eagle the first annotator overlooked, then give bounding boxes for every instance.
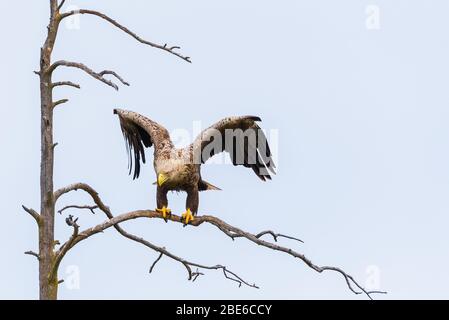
[114,109,276,224]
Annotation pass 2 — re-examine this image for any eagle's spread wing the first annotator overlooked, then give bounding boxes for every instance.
[114,109,173,179]
[191,116,276,181]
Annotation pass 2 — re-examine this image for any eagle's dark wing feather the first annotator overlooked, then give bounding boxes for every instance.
[114,109,173,179]
[191,116,276,181]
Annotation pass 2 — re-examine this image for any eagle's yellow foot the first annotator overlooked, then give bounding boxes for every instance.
[156,206,172,222]
[181,208,194,225]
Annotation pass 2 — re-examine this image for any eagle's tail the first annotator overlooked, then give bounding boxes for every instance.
[198,180,222,191]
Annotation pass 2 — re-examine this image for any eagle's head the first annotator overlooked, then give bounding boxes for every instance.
[157,165,191,189]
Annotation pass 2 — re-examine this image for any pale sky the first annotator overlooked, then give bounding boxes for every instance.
[1,0,449,299]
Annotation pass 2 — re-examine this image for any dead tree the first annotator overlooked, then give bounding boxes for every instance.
[23,0,385,300]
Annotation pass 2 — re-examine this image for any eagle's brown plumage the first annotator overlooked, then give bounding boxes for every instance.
[114,109,275,220]
[191,115,275,181]
[114,109,173,179]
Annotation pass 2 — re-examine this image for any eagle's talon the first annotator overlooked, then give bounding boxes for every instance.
[181,208,194,225]
[156,206,172,222]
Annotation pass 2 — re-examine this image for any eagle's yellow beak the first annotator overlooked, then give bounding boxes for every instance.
[157,173,168,187]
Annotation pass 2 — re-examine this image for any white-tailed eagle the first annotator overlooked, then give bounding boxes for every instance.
[114,109,275,224]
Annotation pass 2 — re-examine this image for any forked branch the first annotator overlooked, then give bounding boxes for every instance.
[49,61,129,90]
[54,183,256,288]
[59,9,191,63]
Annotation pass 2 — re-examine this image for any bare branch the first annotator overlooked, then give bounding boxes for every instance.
[55,194,381,297]
[51,215,79,281]
[49,61,128,90]
[52,81,81,89]
[55,183,110,210]
[54,183,384,298]
[53,99,69,108]
[57,0,66,11]
[255,230,304,243]
[98,71,129,86]
[22,205,40,224]
[191,269,204,282]
[54,183,255,289]
[58,205,98,215]
[69,217,257,288]
[149,252,163,274]
[193,264,258,288]
[64,215,80,233]
[59,9,191,63]
[24,251,41,261]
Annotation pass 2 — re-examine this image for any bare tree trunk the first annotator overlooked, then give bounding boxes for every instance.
[38,1,59,300]
[32,0,190,300]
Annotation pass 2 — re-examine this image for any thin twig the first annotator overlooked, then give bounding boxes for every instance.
[149,252,163,274]
[191,269,204,282]
[53,99,69,108]
[255,230,304,243]
[58,205,98,215]
[22,205,40,224]
[52,81,81,89]
[24,251,41,261]
[57,0,66,11]
[98,71,129,86]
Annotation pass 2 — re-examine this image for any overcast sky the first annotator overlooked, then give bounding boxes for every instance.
[1,0,449,299]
